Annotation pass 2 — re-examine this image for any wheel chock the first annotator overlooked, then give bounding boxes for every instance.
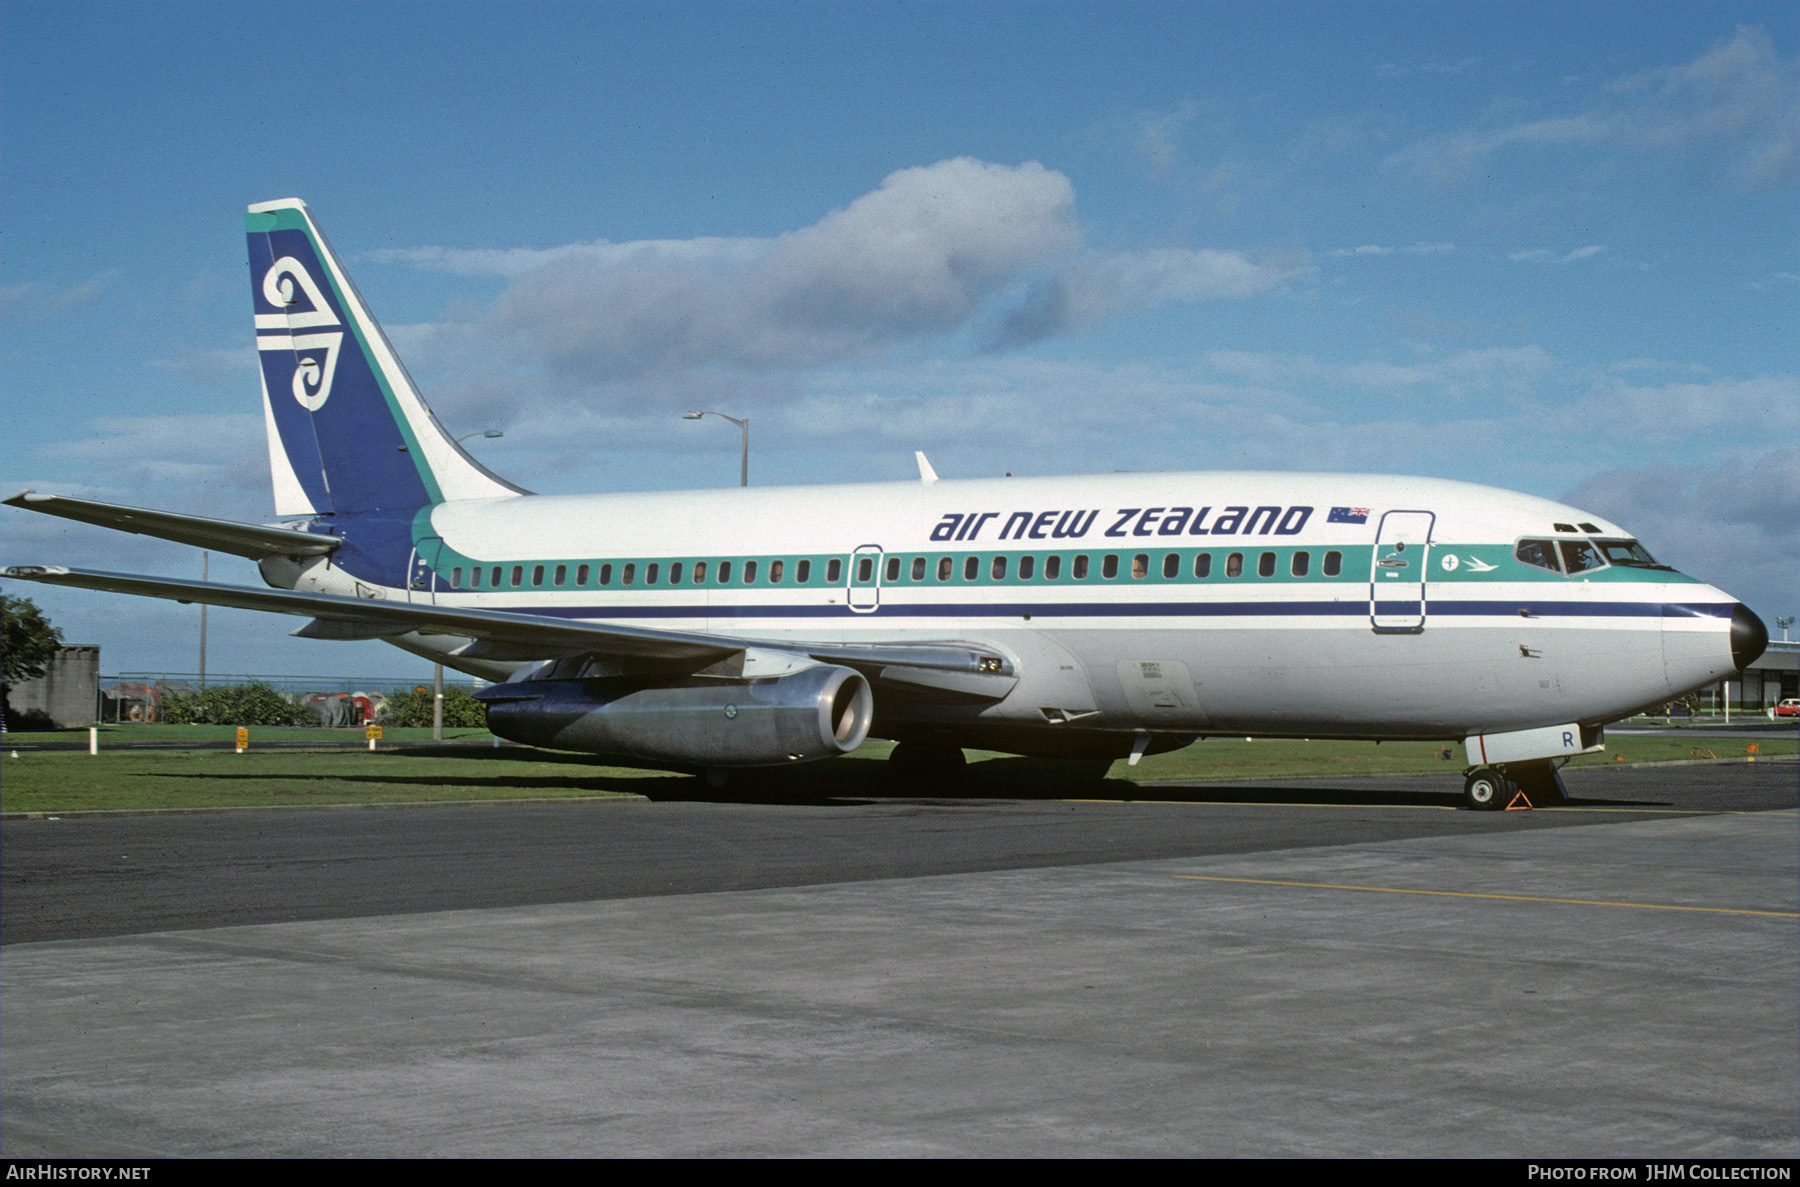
[1504,790,1534,811]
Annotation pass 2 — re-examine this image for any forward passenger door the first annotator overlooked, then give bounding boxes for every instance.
[1370,511,1434,632]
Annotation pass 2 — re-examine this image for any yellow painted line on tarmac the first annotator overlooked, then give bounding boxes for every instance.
[1171,874,1799,918]
[1066,799,1775,816]
[1063,799,1455,809]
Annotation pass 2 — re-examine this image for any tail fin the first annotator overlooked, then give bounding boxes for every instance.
[247,199,524,516]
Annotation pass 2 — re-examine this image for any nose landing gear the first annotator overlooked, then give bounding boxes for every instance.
[1463,758,1570,810]
[1463,768,1513,810]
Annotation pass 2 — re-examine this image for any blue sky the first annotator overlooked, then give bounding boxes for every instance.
[3,1,1795,678]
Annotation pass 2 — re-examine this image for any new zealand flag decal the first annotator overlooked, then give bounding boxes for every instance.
[1328,506,1370,524]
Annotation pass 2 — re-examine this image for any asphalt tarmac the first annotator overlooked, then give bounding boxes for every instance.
[2,761,1794,1157]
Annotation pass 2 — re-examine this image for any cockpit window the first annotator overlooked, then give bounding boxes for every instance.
[1514,539,1561,573]
[1558,538,1606,574]
[1595,538,1670,569]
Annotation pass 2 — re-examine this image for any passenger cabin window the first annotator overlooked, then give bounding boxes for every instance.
[796,560,810,583]
[553,564,566,587]
[1102,554,1119,579]
[598,564,613,586]
[1019,556,1035,580]
[717,561,732,583]
[1072,555,1089,579]
[991,556,1007,580]
[1291,551,1310,577]
[1226,553,1243,578]
[937,557,952,581]
[884,557,899,582]
[577,564,590,586]
[1257,552,1275,578]
[1044,555,1061,580]
[645,563,659,585]
[1131,554,1148,579]
[511,565,524,587]
[1162,553,1179,579]
[961,556,976,580]
[826,558,841,583]
[470,567,483,588]
[743,560,758,583]
[1558,539,1605,575]
[911,557,926,581]
[451,567,463,588]
[1193,553,1211,579]
[1514,539,1560,573]
[857,557,873,582]
[669,562,683,584]
[622,563,636,585]
[531,565,545,587]
[692,561,706,583]
[768,560,782,583]
[491,567,503,587]
[1322,551,1341,577]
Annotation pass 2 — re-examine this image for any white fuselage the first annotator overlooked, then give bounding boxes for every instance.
[289,471,1740,741]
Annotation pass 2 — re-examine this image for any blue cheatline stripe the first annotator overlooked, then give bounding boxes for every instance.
[436,599,1734,622]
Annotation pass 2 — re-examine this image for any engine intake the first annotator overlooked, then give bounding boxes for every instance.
[479,663,873,768]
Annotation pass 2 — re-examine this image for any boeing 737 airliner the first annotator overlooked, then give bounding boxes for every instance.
[5,199,1768,807]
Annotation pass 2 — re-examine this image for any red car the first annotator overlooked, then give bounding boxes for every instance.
[1775,699,1800,719]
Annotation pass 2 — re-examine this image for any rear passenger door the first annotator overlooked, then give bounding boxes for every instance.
[847,544,883,613]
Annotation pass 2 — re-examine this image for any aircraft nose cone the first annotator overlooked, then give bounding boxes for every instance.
[1731,603,1768,671]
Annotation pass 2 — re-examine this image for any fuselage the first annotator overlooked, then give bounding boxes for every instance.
[268,469,1746,743]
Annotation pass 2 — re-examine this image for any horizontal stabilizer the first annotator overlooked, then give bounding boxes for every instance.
[5,490,338,561]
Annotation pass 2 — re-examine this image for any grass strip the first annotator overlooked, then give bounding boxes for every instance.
[2,734,1790,814]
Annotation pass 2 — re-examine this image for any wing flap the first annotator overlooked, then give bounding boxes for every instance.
[5,490,338,560]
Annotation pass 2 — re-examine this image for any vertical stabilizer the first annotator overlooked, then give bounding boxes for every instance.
[246,199,524,516]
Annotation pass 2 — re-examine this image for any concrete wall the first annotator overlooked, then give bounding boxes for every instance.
[4,645,99,728]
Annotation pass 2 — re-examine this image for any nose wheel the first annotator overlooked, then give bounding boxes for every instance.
[1463,768,1512,811]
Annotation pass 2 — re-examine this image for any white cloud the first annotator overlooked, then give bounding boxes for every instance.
[1563,446,1798,618]
[1201,344,1556,394]
[37,414,267,503]
[0,270,123,320]
[1569,374,1800,439]
[1388,25,1798,191]
[386,158,1300,392]
[1330,245,1394,257]
[1509,246,1605,264]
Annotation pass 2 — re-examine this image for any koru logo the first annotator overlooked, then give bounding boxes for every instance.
[1441,554,1460,572]
[255,257,344,412]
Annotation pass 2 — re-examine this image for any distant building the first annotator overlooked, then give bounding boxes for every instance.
[3,645,100,729]
[1735,640,1798,711]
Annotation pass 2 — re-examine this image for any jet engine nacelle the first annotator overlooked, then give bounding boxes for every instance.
[478,662,874,768]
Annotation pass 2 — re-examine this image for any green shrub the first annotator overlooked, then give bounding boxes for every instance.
[158,682,317,727]
[385,685,488,729]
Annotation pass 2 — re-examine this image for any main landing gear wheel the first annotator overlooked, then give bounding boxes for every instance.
[886,741,967,789]
[1463,768,1510,811]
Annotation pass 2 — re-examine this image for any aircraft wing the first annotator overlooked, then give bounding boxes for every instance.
[4,490,338,561]
[0,566,1016,692]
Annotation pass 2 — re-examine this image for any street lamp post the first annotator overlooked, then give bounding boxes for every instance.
[682,411,749,487]
[455,429,504,445]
